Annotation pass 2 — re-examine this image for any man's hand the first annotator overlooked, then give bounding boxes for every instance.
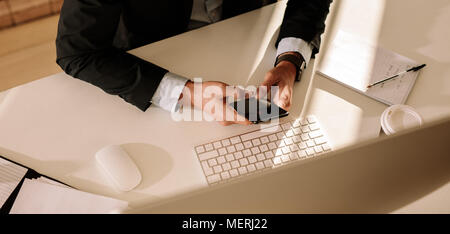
[180,81,252,126]
[261,55,298,111]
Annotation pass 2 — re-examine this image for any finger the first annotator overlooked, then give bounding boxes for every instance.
[276,86,292,110]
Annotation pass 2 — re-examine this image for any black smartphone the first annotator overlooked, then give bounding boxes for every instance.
[229,97,289,124]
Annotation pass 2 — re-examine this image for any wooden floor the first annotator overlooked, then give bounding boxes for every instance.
[0,14,61,91]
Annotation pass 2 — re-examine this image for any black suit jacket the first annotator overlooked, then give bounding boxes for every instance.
[56,0,332,111]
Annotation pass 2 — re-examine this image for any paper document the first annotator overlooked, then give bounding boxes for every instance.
[0,157,28,208]
[318,30,420,105]
[10,178,128,214]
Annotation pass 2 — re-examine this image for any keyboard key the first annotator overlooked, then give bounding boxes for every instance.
[301,133,309,141]
[276,132,285,139]
[297,150,307,158]
[306,148,315,156]
[234,151,244,159]
[243,141,253,149]
[282,147,290,154]
[260,136,269,144]
[300,119,309,126]
[198,150,219,161]
[275,140,285,147]
[298,142,307,150]
[217,156,226,164]
[293,136,301,143]
[256,153,265,161]
[205,143,214,151]
[268,134,278,142]
[230,169,239,177]
[252,138,261,146]
[213,165,223,173]
[242,149,252,157]
[274,149,283,156]
[309,130,323,139]
[285,130,294,137]
[273,157,282,165]
[314,137,327,145]
[207,174,221,184]
[314,146,323,153]
[264,159,273,168]
[231,160,240,168]
[221,139,231,147]
[218,148,227,156]
[307,116,317,124]
[251,147,260,155]
[196,146,205,154]
[268,142,277,150]
[264,151,274,158]
[259,144,268,152]
[322,143,331,151]
[239,158,249,166]
[248,156,257,164]
[238,167,248,175]
[306,140,315,147]
[222,162,231,171]
[221,171,230,180]
[247,164,256,172]
[301,126,310,133]
[289,152,298,160]
[240,125,280,141]
[208,158,217,166]
[281,122,291,130]
[227,145,236,153]
[289,144,299,152]
[292,120,301,127]
[255,162,265,170]
[281,155,290,163]
[284,138,293,145]
[226,154,235,161]
[213,141,222,149]
[309,123,320,131]
[235,143,244,151]
[230,136,241,144]
[202,161,214,176]
[293,127,301,135]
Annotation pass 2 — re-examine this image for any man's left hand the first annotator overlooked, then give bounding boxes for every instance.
[260,59,297,111]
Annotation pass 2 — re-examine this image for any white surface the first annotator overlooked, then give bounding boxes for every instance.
[95,145,142,192]
[318,30,420,105]
[0,0,448,212]
[10,178,128,214]
[0,157,28,207]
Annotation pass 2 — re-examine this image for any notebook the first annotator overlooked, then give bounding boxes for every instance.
[317,30,421,105]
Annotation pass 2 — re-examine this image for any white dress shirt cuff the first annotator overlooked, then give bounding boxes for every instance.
[150,72,189,112]
[277,37,314,67]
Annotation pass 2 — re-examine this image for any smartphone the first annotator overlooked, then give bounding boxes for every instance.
[229,97,289,124]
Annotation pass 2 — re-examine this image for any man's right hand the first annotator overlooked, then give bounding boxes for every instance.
[180,81,252,126]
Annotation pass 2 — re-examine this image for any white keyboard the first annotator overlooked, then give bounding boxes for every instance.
[194,115,331,185]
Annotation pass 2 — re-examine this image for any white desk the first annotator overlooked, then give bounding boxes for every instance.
[0,0,449,212]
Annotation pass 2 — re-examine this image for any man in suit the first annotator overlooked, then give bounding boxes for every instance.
[56,0,332,125]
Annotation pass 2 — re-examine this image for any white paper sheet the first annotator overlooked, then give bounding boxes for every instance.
[318,30,420,105]
[10,179,128,214]
[0,157,28,208]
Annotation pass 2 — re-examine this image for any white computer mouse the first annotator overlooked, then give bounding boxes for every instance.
[95,145,142,192]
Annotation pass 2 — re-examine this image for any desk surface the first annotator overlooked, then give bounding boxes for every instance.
[0,0,449,212]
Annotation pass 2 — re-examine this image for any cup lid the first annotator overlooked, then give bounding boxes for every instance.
[381,105,423,135]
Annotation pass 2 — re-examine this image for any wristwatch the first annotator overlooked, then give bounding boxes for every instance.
[274,53,306,81]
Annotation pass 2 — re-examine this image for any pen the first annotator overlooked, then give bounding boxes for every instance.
[367,64,426,88]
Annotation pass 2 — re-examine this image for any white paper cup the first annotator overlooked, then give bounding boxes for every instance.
[381,105,423,135]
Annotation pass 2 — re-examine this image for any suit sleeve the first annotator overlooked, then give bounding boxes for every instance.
[55,0,168,111]
[276,0,332,56]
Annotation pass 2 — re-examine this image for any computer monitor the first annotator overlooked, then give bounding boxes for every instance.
[126,116,450,213]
